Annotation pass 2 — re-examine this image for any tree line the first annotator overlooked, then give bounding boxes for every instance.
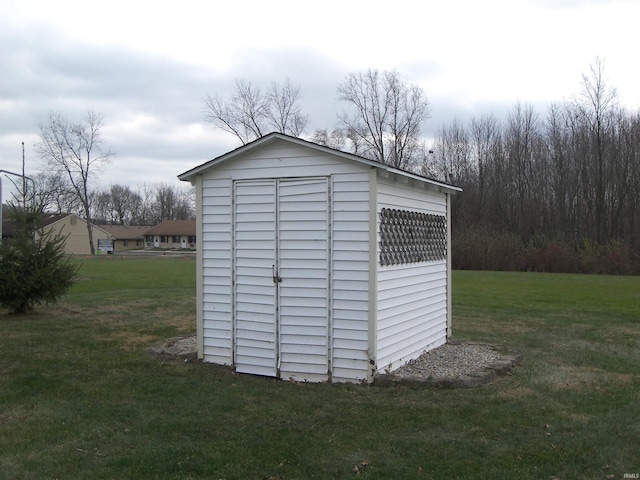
[14,59,638,269]
[5,112,194,254]
[31,174,195,227]
[32,112,194,227]
[204,59,639,274]
[432,60,639,274]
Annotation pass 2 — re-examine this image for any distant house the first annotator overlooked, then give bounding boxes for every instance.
[100,225,150,251]
[38,213,112,255]
[144,220,196,249]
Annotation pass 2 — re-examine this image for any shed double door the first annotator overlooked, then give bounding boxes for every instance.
[233,178,330,381]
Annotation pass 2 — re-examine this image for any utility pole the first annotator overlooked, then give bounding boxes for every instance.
[22,142,27,206]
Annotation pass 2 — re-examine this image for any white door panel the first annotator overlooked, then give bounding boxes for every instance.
[234,180,277,376]
[233,178,330,381]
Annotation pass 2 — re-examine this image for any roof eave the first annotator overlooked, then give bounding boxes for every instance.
[178,132,462,194]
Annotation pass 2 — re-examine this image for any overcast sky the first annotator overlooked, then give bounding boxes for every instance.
[1,0,639,200]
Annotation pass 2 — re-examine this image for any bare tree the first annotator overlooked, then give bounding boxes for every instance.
[430,120,474,227]
[92,184,143,225]
[544,103,579,239]
[574,57,618,244]
[36,111,114,254]
[108,184,142,225]
[265,79,309,137]
[503,102,545,237]
[154,184,179,222]
[30,171,81,214]
[336,69,430,169]
[310,128,347,150]
[132,183,194,225]
[470,114,501,220]
[90,183,194,226]
[202,78,308,144]
[431,119,472,185]
[91,190,113,225]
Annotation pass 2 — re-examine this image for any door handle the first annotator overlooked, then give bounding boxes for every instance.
[272,265,283,284]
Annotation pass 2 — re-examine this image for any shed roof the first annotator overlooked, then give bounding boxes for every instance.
[178,132,462,194]
[145,220,195,236]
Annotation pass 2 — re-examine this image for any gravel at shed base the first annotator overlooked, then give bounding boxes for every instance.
[392,343,500,379]
[173,336,197,351]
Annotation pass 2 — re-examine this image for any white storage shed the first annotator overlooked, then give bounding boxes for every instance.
[178,133,461,383]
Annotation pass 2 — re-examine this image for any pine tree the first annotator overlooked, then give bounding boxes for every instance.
[0,205,79,313]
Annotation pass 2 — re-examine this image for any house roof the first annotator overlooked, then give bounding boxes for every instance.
[3,212,112,237]
[40,213,72,227]
[100,224,151,239]
[178,132,462,194]
[2,213,71,238]
[145,220,196,236]
[38,213,111,236]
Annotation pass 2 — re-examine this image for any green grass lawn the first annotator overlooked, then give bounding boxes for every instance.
[1,259,639,479]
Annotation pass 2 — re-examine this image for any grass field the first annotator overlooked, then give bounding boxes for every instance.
[1,257,639,479]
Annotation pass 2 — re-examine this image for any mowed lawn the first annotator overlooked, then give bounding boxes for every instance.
[1,257,639,479]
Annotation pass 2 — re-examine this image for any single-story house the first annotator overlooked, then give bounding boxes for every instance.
[144,220,196,249]
[179,132,461,383]
[100,225,150,251]
[38,213,112,256]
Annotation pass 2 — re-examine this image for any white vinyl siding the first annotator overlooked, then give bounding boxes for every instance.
[376,263,447,371]
[331,172,371,382]
[375,174,447,214]
[232,177,332,381]
[210,144,366,180]
[234,180,278,377]
[278,178,330,382]
[201,177,233,365]
[375,176,449,372]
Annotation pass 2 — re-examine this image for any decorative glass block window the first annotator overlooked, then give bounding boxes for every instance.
[379,208,447,266]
